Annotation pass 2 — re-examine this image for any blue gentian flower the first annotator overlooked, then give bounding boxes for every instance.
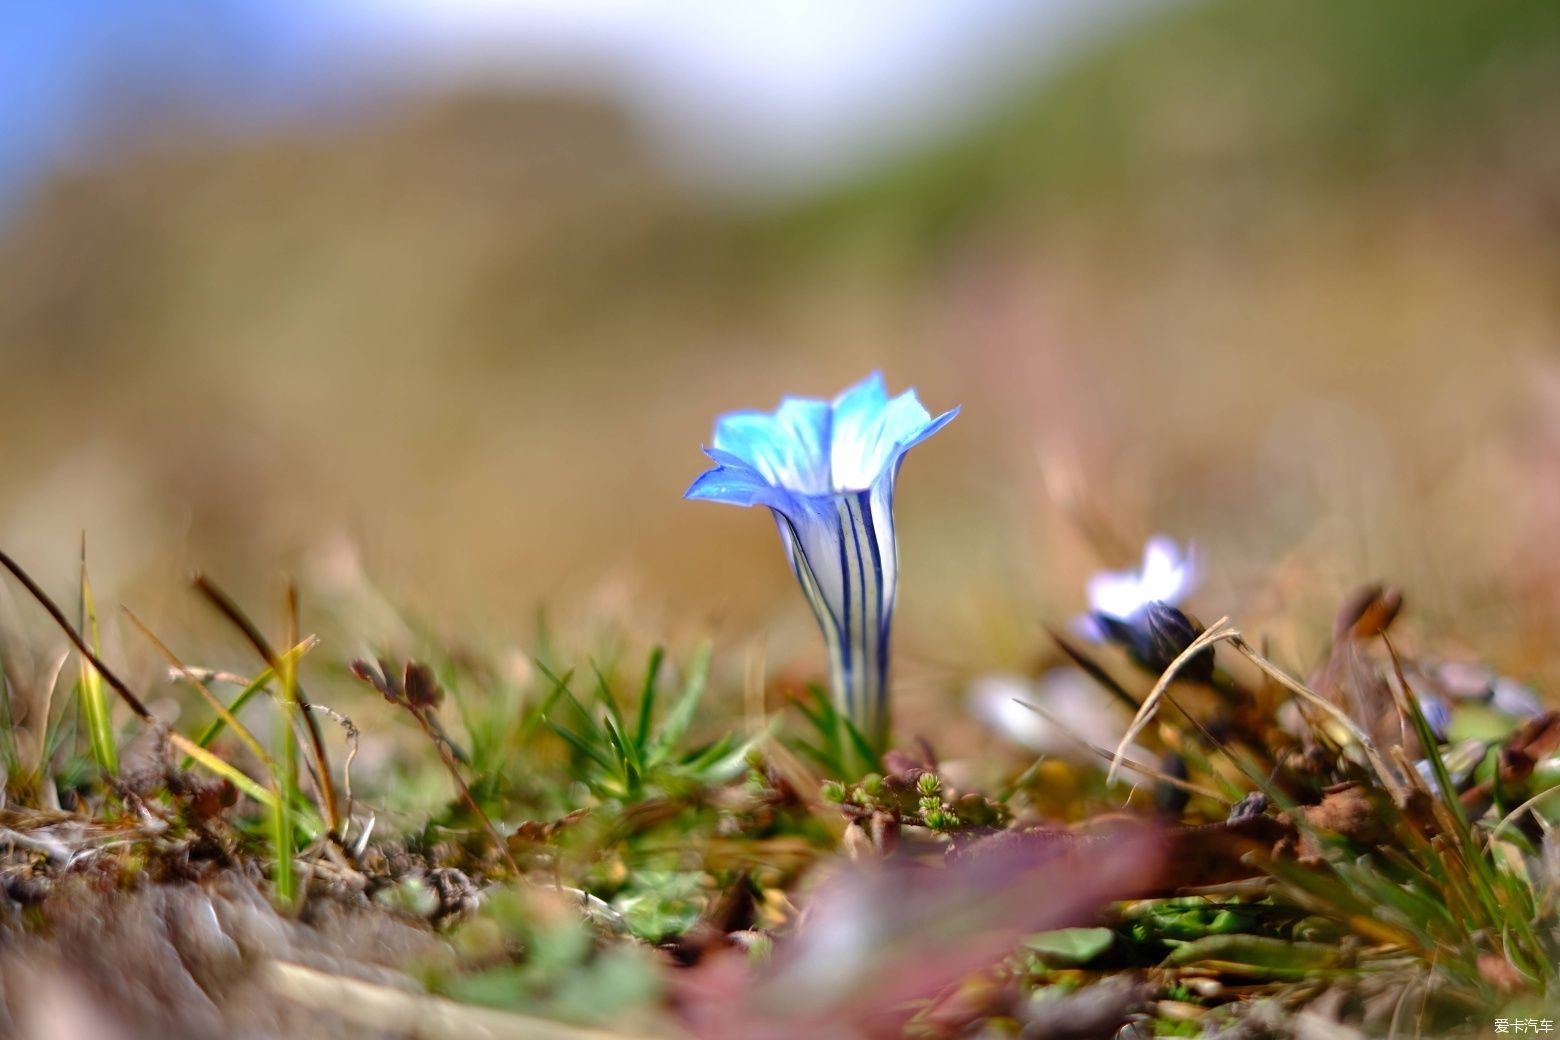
[686,372,958,747]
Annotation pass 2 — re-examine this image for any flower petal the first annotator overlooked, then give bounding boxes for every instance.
[832,371,890,417]
[1087,569,1150,621]
[1085,535,1197,621]
[685,454,795,511]
[712,397,832,496]
[1138,535,1194,604]
[830,376,955,492]
[893,405,960,459]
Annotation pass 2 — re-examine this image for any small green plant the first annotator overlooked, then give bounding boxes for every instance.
[823,763,1008,834]
[539,643,761,801]
[789,683,882,781]
[424,885,663,1026]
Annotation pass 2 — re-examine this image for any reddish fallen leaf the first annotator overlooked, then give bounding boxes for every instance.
[959,816,1287,897]
[673,826,1164,1040]
[1310,586,1410,752]
[1335,585,1403,641]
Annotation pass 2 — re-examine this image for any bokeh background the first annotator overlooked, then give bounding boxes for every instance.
[5,0,1560,730]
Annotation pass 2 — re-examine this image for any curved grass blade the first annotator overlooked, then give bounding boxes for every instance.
[188,666,276,754]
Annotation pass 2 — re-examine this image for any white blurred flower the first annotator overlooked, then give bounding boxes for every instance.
[1430,660,1546,721]
[1491,677,1545,720]
[1079,533,1198,645]
[1087,535,1197,621]
[966,668,1150,768]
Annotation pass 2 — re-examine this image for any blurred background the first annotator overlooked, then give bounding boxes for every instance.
[4,0,1560,723]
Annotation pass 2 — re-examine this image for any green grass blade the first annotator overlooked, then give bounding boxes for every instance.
[522,664,575,743]
[0,664,17,777]
[633,646,664,752]
[590,662,631,750]
[790,737,836,774]
[838,713,882,778]
[1390,650,1528,949]
[686,723,772,782]
[173,734,275,809]
[185,666,277,759]
[793,684,833,734]
[77,555,117,773]
[536,662,600,733]
[598,713,641,790]
[272,599,300,909]
[647,642,711,763]
[787,684,879,779]
[545,719,617,773]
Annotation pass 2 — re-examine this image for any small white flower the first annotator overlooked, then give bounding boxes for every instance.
[1073,535,1197,645]
[1087,535,1197,621]
[967,669,1152,768]
[1491,677,1545,720]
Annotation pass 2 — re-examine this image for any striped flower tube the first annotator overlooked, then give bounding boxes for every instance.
[686,373,958,749]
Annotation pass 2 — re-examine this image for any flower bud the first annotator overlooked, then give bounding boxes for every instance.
[1095,601,1214,682]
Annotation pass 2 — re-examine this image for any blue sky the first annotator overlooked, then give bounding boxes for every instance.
[0,0,1156,212]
